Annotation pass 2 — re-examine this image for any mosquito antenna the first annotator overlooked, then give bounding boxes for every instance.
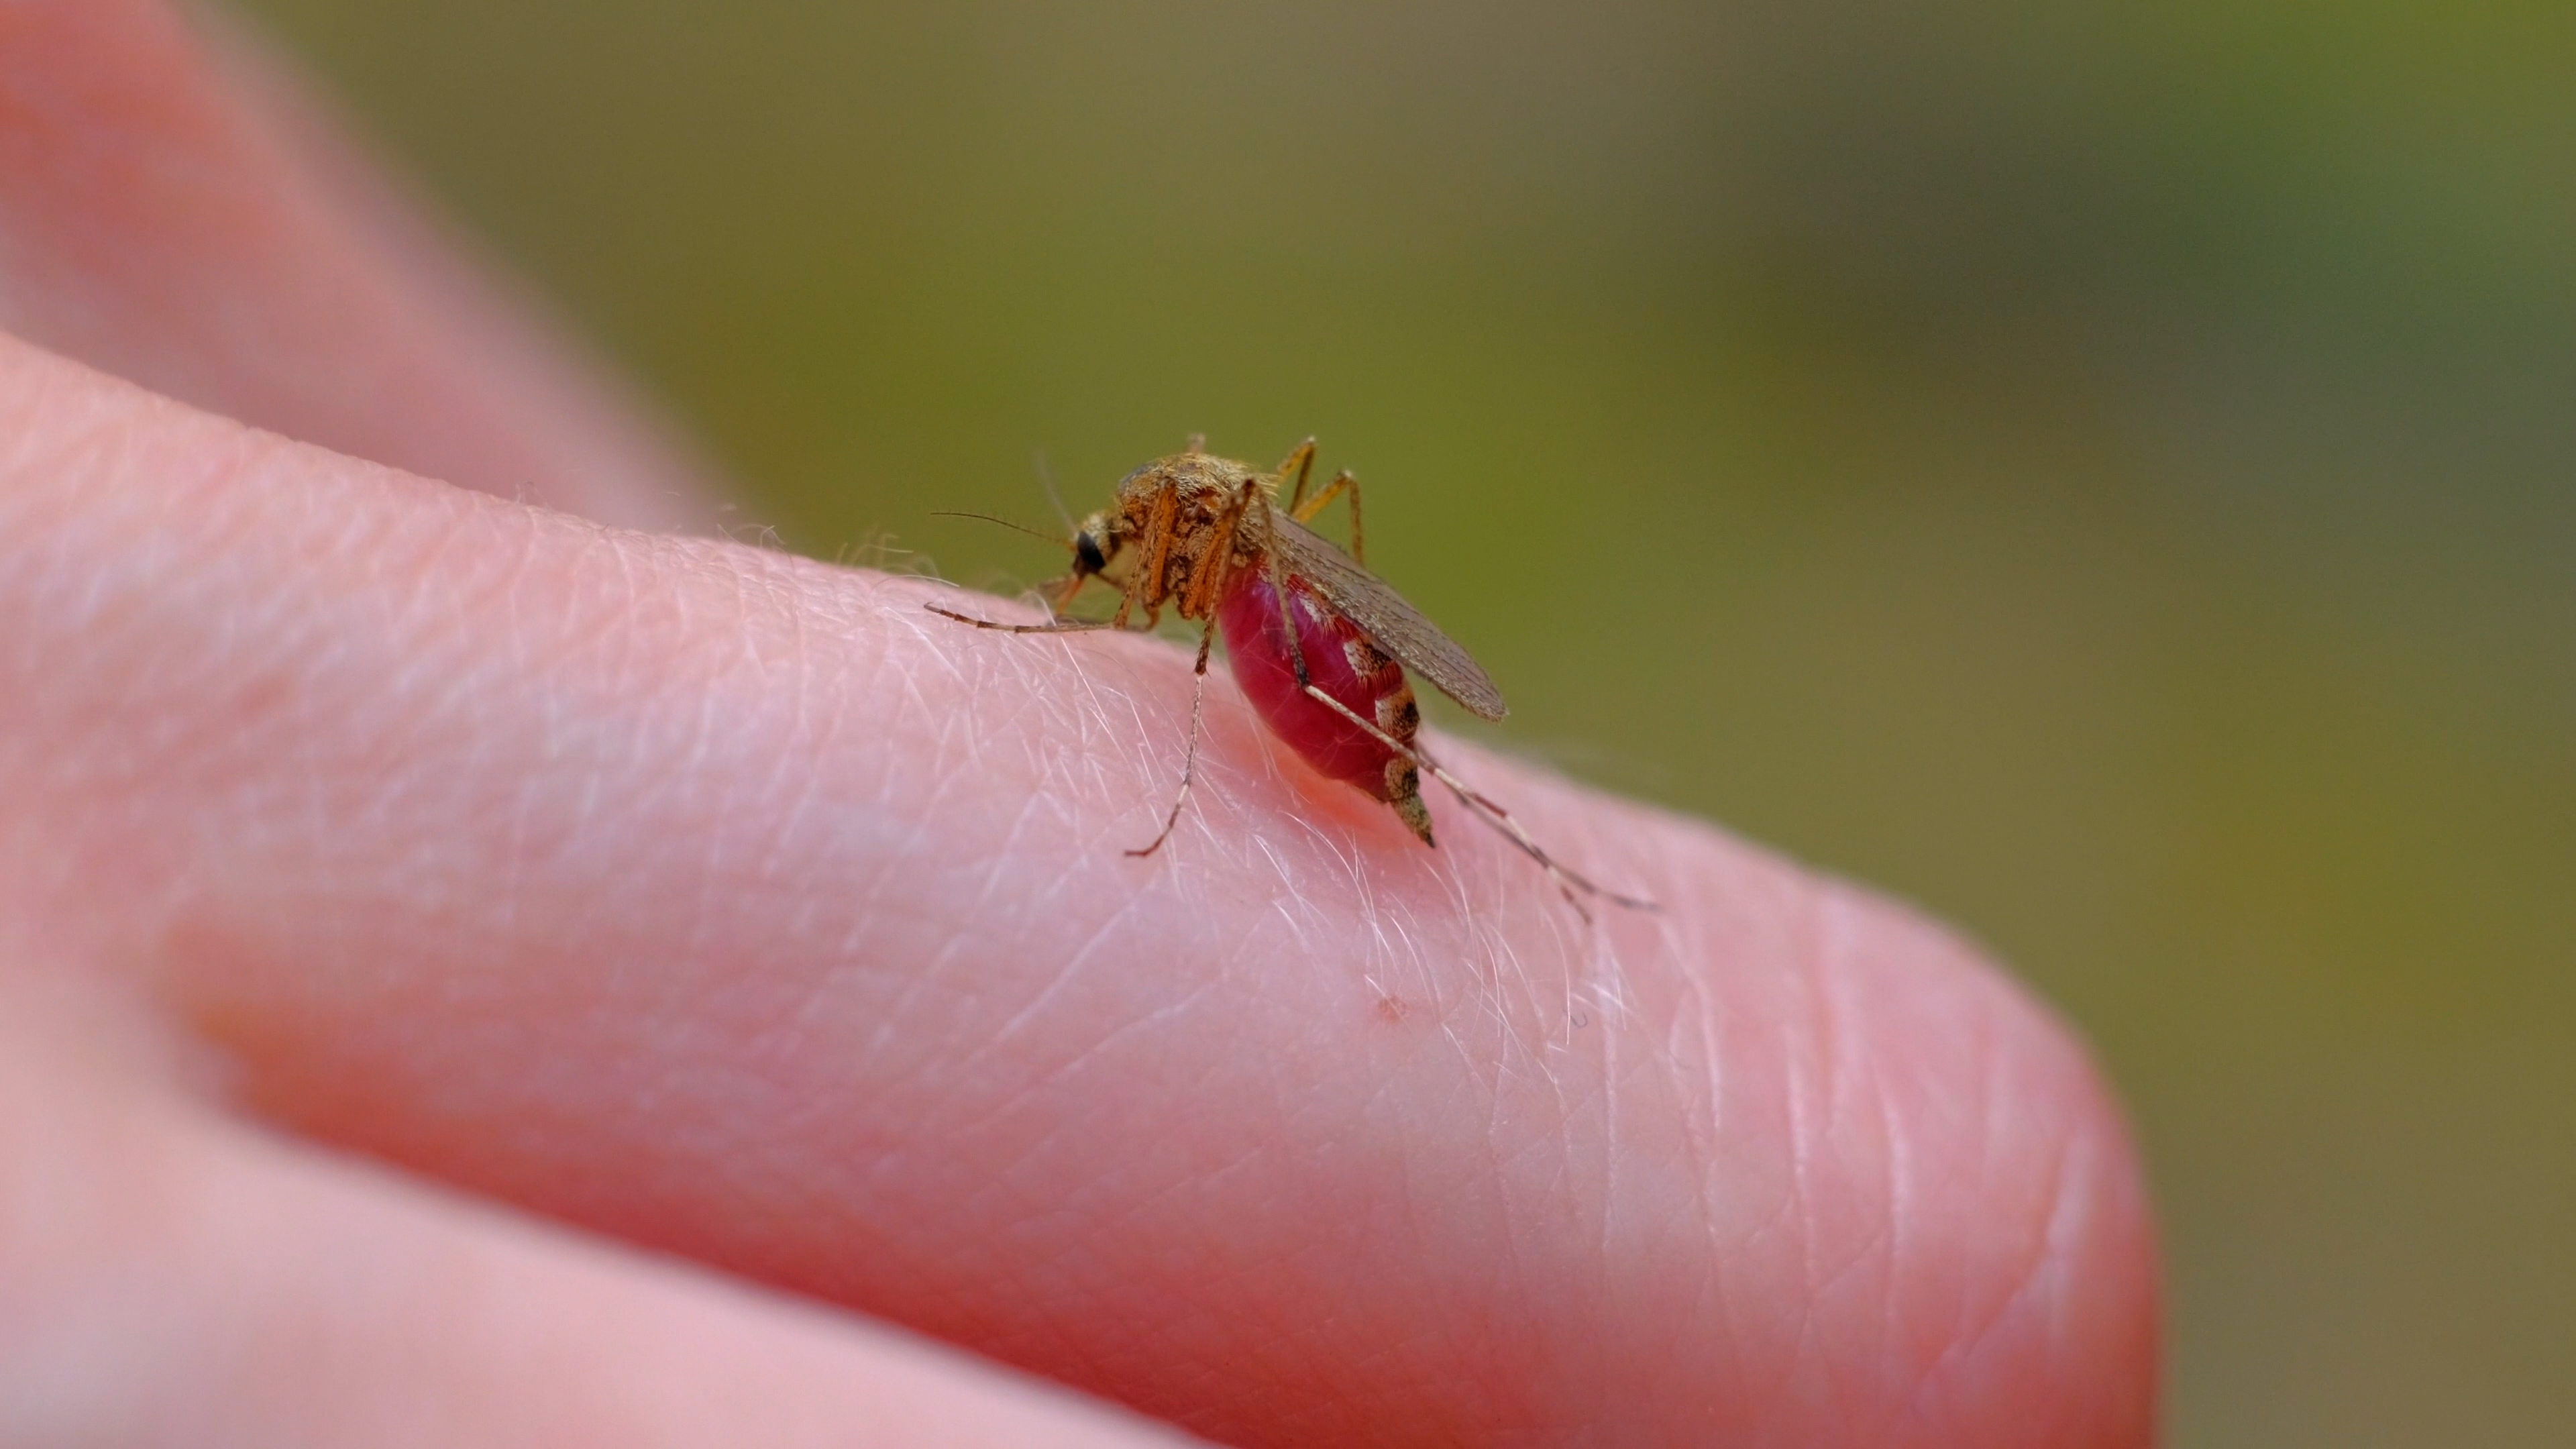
[1030,450,1075,535]
[930,510,1074,551]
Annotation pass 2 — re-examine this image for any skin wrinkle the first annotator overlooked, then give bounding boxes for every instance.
[980,927,1159,1123]
[488,523,555,942]
[1668,881,1752,1418]
[1384,1133,1478,1427]
[1784,885,1876,1435]
[1907,1136,2077,1441]
[447,532,606,941]
[1050,1223,1265,1409]
[91,428,299,719]
[1661,1070,1744,1423]
[1874,1028,1916,1384]
[1980,1140,2089,1416]
[1626,1064,1718,1424]
[735,555,833,927]
[1687,886,1795,1425]
[836,608,1069,1068]
[979,757,1063,916]
[1462,1039,1538,1409]
[859,886,981,1088]
[1806,885,1900,1407]
[38,431,356,956]
[1960,968,2013,1363]
[1752,1024,1823,1426]
[1589,963,1629,1398]
[1900,919,2107,1442]
[938,1121,1098,1299]
[851,619,957,934]
[1794,868,1840,1359]
[362,508,537,771]
[1025,636,1131,848]
[1801,1161,1893,1410]
[674,555,777,965]
[793,608,958,969]
[959,886,1134,1083]
[2037,1130,2096,1348]
[1519,1008,1601,1394]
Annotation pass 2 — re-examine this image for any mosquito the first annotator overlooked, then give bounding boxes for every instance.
[928,436,1654,916]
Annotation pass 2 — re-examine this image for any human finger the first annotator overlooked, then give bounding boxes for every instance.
[0,337,2158,1445]
[0,984,1199,1448]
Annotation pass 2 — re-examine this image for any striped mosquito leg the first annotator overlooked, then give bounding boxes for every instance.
[922,604,1123,635]
[1291,683,1657,919]
[1128,616,1220,859]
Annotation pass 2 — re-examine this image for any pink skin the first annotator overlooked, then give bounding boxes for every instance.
[1220,572,1408,796]
[0,4,2158,1446]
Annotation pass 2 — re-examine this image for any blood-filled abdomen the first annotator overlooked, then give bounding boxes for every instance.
[1219,572,1434,845]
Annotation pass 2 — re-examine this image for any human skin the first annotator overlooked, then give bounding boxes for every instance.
[0,4,2159,1446]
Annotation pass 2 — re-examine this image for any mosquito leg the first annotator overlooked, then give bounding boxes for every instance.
[1130,616,1220,857]
[922,604,1125,635]
[1293,683,1658,916]
[1278,437,1318,513]
[1132,488,1250,857]
[1103,483,1179,632]
[1126,484,1180,627]
[1179,480,1256,620]
[1266,541,1313,690]
[1289,468,1363,564]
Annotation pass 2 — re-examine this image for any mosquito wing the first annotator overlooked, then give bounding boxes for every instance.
[1269,512,1509,721]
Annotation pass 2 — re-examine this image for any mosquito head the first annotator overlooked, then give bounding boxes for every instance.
[1071,509,1117,580]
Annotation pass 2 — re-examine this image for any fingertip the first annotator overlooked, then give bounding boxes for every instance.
[1814,883,2162,1446]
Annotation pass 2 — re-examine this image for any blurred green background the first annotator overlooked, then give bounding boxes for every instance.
[235,1,2571,1441]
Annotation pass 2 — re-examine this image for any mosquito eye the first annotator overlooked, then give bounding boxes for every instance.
[1074,533,1109,573]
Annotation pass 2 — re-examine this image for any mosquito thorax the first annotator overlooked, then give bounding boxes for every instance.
[1116,455,1277,544]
